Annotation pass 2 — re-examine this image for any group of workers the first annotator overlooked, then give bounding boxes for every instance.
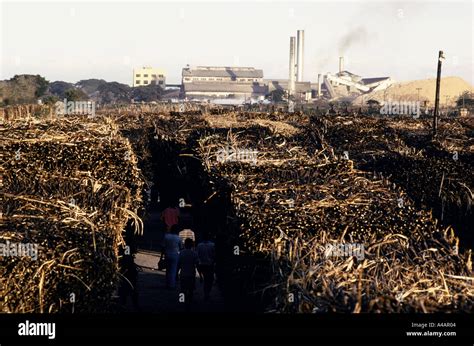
[161,203,216,306]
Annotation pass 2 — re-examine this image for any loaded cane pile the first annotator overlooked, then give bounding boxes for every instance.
[188,113,474,312]
[1,115,143,312]
[2,107,473,313]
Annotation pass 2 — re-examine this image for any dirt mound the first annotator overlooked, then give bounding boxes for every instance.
[356,76,473,106]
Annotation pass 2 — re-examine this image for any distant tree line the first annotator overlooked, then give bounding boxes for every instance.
[0,75,165,106]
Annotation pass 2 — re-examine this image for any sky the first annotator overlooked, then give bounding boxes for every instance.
[1,0,472,85]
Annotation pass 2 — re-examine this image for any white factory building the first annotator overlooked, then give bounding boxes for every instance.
[181,66,268,101]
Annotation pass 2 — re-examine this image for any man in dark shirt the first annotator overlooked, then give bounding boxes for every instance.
[178,238,199,309]
[197,232,216,301]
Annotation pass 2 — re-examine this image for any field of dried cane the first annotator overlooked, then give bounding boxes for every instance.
[188,113,473,313]
[1,115,143,312]
[1,106,473,313]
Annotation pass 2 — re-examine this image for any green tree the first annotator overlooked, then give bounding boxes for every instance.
[49,81,75,99]
[131,84,163,102]
[34,75,49,98]
[366,99,380,106]
[42,95,60,105]
[97,82,131,104]
[65,88,88,101]
[367,99,381,114]
[269,89,285,102]
[456,91,474,108]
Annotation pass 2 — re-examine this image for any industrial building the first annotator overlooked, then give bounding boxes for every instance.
[181,66,267,101]
[133,67,166,87]
[176,31,393,104]
[316,57,394,100]
[265,80,312,101]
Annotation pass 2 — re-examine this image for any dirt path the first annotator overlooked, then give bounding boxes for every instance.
[120,212,227,313]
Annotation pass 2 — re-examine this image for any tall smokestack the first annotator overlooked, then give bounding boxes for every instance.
[339,56,344,74]
[317,74,322,97]
[289,36,296,97]
[296,30,304,82]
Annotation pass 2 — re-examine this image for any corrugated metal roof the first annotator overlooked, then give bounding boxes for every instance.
[183,67,263,79]
[361,77,390,85]
[266,80,312,93]
[336,70,362,78]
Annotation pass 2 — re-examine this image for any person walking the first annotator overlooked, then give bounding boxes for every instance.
[118,252,139,310]
[179,227,195,245]
[196,232,216,301]
[162,224,181,289]
[161,202,180,232]
[178,205,194,230]
[178,238,199,309]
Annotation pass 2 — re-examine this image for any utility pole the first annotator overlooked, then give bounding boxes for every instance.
[433,50,445,138]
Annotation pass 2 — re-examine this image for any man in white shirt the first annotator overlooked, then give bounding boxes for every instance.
[179,228,195,245]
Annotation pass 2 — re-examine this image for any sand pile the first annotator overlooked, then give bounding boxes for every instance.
[355,76,473,106]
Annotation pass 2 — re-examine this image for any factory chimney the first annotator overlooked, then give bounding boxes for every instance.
[296,30,304,82]
[339,56,344,74]
[317,74,322,97]
[288,36,296,97]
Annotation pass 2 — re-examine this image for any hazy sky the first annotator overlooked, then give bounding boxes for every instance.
[1,0,472,85]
